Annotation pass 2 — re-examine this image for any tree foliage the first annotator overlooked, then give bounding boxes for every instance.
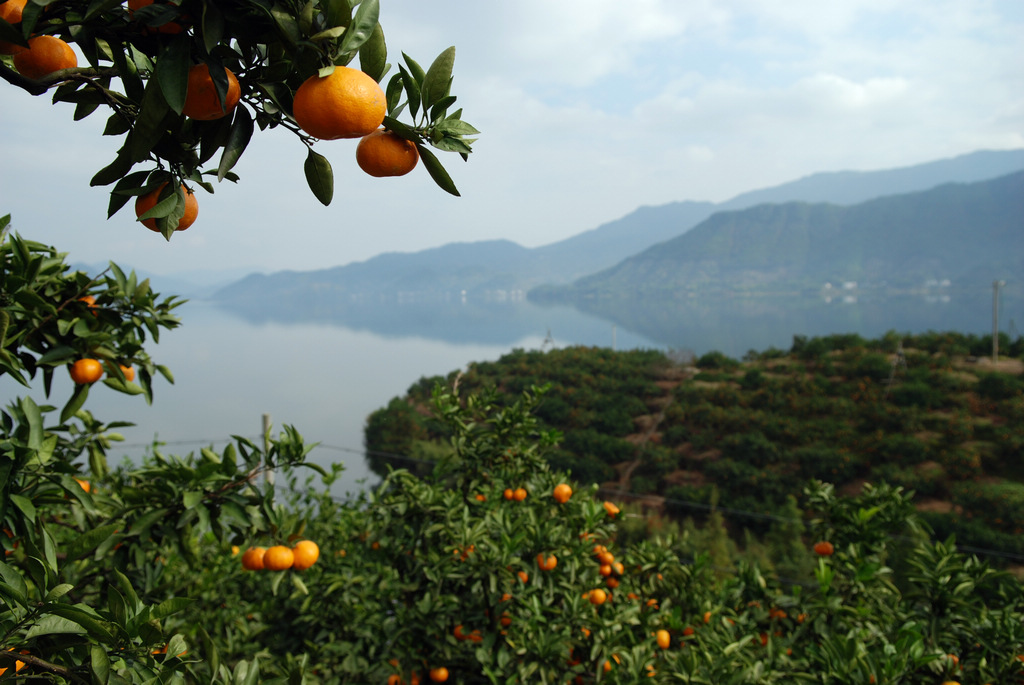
[0,0,477,236]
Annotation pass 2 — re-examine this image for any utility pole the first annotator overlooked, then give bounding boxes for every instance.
[993,280,1005,362]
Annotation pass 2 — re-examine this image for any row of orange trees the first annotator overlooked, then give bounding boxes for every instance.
[2,224,1023,682]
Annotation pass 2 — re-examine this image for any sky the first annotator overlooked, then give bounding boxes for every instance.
[1,0,1022,279]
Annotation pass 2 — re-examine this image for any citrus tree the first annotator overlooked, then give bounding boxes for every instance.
[0,218,330,682]
[3,218,1023,683]
[0,0,477,237]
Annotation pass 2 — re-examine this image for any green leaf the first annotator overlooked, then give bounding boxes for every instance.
[338,0,379,55]
[91,148,134,187]
[402,52,425,85]
[26,613,89,639]
[269,5,301,47]
[44,604,116,641]
[434,118,480,137]
[20,396,42,449]
[324,0,351,29]
[64,523,118,561]
[10,494,35,521]
[420,46,455,111]
[218,106,254,181]
[102,112,132,137]
[397,64,421,119]
[152,596,194,620]
[200,1,225,55]
[183,491,203,509]
[303,149,334,206]
[358,22,387,82]
[128,507,171,537]
[59,384,90,421]
[416,144,460,196]
[45,583,75,601]
[91,644,111,685]
[155,35,191,115]
[107,171,149,217]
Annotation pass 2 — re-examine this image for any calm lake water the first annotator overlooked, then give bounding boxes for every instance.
[5,288,1019,496]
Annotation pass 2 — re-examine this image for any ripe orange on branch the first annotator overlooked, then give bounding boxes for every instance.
[13,35,77,80]
[553,483,572,503]
[69,358,103,384]
[356,130,419,177]
[263,545,295,571]
[0,0,28,54]
[291,540,320,570]
[293,66,386,140]
[241,546,266,570]
[135,183,198,232]
[813,541,834,556]
[182,64,241,120]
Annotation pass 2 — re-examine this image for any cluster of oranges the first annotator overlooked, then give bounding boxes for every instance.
[292,66,419,178]
[68,358,135,385]
[591,543,624,590]
[240,540,319,572]
[502,486,528,502]
[0,0,77,78]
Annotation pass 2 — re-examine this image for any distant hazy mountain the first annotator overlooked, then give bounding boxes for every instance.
[535,171,1024,300]
[213,149,1024,308]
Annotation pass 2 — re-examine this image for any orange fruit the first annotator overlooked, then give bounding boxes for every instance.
[127,0,186,34]
[553,483,572,503]
[240,546,266,570]
[503,488,514,500]
[655,629,670,649]
[612,561,624,575]
[69,358,103,384]
[74,478,91,493]
[263,545,294,571]
[292,66,386,140]
[605,577,619,589]
[428,667,449,682]
[703,610,712,623]
[474,493,486,502]
[682,626,695,636]
[513,487,527,501]
[13,35,77,80]
[119,365,135,382]
[135,183,199,232]
[0,648,26,677]
[0,0,28,54]
[291,540,320,570]
[589,588,607,605]
[182,64,241,120]
[536,554,557,571]
[598,551,615,565]
[517,570,529,583]
[355,129,419,177]
[603,501,620,517]
[813,541,834,556]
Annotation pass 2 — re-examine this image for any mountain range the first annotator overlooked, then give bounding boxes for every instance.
[213,149,1024,311]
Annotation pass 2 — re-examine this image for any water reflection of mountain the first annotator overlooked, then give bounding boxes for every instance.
[214,287,1020,362]
[572,288,1021,359]
[212,298,660,349]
